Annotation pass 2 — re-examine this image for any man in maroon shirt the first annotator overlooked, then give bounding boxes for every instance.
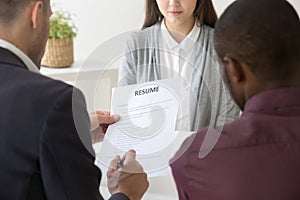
[170,0,300,199]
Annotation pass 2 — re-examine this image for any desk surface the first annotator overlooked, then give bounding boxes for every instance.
[41,60,118,76]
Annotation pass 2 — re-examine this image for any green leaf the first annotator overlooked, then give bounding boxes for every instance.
[49,9,77,39]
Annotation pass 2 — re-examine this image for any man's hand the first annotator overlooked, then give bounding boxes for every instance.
[107,150,149,200]
[89,111,120,144]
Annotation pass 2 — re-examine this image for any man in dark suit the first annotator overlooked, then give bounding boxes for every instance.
[0,0,148,199]
[170,0,300,199]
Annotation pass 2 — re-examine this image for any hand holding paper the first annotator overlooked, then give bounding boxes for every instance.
[89,111,120,144]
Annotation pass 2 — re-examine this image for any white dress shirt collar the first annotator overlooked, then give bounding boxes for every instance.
[160,19,200,52]
[0,39,40,73]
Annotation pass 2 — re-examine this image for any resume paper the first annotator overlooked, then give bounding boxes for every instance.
[97,77,183,176]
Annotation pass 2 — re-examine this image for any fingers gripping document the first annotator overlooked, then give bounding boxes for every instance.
[97,77,183,176]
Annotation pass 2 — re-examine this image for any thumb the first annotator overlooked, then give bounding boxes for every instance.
[97,114,120,125]
[122,150,144,173]
[123,149,136,164]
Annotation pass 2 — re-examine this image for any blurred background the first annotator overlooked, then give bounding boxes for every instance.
[51,0,300,63]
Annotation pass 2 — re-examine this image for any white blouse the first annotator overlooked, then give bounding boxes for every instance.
[158,19,201,130]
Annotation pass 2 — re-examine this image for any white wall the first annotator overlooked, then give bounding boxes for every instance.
[52,0,145,62]
[52,0,300,62]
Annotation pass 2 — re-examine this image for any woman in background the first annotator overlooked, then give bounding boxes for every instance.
[119,0,239,131]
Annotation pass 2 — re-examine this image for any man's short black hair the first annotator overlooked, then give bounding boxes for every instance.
[0,0,47,24]
[214,0,300,81]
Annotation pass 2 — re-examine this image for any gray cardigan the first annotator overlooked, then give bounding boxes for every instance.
[119,22,240,131]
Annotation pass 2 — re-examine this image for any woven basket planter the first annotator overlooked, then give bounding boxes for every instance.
[42,38,74,68]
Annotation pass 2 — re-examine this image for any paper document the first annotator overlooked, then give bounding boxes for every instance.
[97,77,183,176]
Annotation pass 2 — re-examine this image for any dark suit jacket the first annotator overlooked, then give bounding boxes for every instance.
[170,87,300,200]
[0,47,129,200]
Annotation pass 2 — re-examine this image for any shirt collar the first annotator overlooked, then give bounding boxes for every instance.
[0,39,40,73]
[160,19,200,52]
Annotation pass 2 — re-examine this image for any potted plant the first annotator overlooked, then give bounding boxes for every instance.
[42,9,77,68]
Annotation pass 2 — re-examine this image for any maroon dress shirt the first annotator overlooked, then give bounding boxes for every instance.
[170,87,300,200]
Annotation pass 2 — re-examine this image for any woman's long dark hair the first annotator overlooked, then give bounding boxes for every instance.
[142,0,218,29]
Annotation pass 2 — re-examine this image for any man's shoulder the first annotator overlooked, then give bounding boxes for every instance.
[1,65,81,107]
[192,118,250,152]
[173,118,246,158]
[22,69,76,97]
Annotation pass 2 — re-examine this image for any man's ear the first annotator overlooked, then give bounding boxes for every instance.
[223,56,245,84]
[31,1,43,29]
